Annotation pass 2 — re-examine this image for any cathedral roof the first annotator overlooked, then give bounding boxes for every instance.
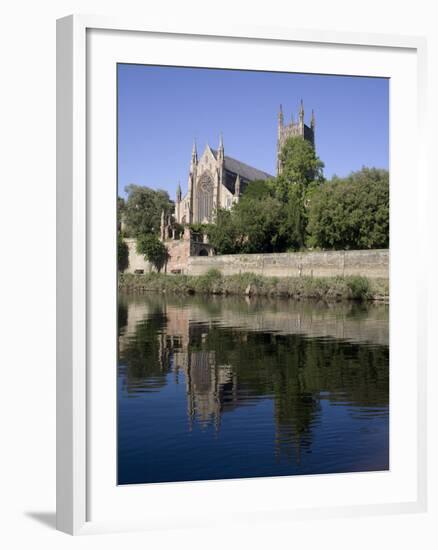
[210,149,273,183]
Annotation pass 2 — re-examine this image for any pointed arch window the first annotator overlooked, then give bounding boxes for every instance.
[197,173,214,222]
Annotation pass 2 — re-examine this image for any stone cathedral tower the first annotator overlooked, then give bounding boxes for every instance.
[276,100,315,175]
[175,101,316,225]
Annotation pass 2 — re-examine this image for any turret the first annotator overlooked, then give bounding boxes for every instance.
[191,140,198,168]
[176,181,182,202]
[277,104,284,176]
[187,140,197,224]
[216,133,225,210]
[217,132,224,162]
[278,104,284,126]
[299,99,304,126]
[234,174,241,197]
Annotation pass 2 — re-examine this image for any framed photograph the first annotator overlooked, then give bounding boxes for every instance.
[57,15,427,535]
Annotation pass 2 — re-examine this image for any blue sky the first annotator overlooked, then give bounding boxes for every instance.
[118,64,388,200]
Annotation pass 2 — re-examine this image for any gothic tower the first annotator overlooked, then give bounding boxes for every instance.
[215,133,225,212]
[187,140,197,223]
[276,100,315,176]
[175,181,182,222]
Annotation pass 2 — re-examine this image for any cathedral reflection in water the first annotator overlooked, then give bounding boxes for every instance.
[118,295,389,467]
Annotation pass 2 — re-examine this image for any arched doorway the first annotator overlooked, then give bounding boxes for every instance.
[198,248,209,256]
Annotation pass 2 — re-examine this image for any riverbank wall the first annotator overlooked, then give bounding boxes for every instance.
[124,241,389,280]
[187,249,388,279]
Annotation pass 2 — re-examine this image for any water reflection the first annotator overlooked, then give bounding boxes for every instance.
[118,295,389,484]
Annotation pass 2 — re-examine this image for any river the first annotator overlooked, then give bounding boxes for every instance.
[118,294,389,484]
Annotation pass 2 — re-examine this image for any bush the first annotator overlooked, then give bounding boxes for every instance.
[346,276,371,301]
[136,234,169,272]
[193,269,223,293]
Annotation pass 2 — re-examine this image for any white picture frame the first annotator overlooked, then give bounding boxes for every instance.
[56,14,428,535]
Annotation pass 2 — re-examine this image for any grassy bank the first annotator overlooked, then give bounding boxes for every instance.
[119,270,388,302]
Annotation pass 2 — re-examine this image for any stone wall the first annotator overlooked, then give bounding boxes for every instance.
[124,232,215,275]
[124,237,189,274]
[125,238,152,273]
[165,238,191,274]
[124,238,388,279]
[187,249,388,279]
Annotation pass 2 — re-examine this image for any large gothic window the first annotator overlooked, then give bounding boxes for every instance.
[197,173,214,222]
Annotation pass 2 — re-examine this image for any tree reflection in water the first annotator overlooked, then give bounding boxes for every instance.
[118,294,389,482]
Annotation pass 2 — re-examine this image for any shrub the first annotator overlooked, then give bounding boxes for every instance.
[346,276,371,301]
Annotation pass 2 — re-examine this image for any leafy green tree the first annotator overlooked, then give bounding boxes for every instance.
[274,137,325,250]
[277,183,307,250]
[123,184,173,238]
[279,136,324,189]
[117,195,125,219]
[206,209,240,254]
[136,234,169,272]
[234,195,286,253]
[307,167,389,250]
[241,179,275,200]
[117,233,129,272]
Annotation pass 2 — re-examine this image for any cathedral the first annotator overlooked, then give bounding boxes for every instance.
[175,101,316,225]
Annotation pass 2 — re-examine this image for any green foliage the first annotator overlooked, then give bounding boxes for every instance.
[241,179,275,200]
[207,197,288,254]
[307,168,389,250]
[192,269,223,293]
[207,137,327,254]
[117,196,125,218]
[206,209,240,254]
[274,137,325,249]
[188,222,208,234]
[235,195,286,253]
[275,182,307,250]
[136,234,169,272]
[118,271,388,302]
[346,276,371,301]
[123,184,173,238]
[117,233,129,272]
[279,136,324,188]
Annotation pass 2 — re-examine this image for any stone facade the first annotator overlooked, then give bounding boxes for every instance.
[175,137,273,225]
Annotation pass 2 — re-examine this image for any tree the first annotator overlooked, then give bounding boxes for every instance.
[279,136,324,189]
[136,234,169,272]
[123,184,173,238]
[273,137,325,250]
[117,233,129,272]
[307,167,389,250]
[241,179,275,200]
[206,209,240,254]
[207,194,289,254]
[234,195,287,253]
[276,183,307,250]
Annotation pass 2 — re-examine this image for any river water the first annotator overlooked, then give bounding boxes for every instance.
[118,294,389,484]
